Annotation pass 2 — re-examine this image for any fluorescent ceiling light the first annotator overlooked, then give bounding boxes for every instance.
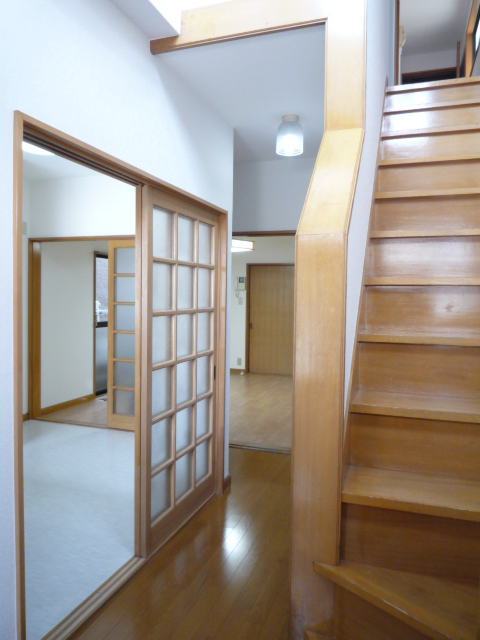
[22,141,53,156]
[232,239,254,252]
[276,114,303,157]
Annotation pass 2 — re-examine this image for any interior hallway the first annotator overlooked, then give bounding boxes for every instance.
[229,373,293,451]
[73,448,291,640]
[23,420,134,640]
[38,396,108,429]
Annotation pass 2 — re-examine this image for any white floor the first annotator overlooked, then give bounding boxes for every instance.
[23,420,135,640]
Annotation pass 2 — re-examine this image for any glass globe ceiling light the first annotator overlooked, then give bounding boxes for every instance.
[276,114,303,157]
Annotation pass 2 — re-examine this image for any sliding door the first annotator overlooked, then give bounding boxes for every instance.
[141,186,221,555]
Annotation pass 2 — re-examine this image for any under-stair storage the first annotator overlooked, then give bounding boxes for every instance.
[313,77,480,640]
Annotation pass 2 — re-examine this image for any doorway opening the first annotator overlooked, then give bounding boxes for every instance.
[229,234,295,454]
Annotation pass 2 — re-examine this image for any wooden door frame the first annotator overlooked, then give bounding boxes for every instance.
[13,111,228,640]
[245,263,295,374]
[28,237,127,420]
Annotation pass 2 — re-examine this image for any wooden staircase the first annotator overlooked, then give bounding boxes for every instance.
[315,77,480,640]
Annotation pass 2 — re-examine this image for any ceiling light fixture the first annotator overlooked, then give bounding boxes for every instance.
[22,141,54,156]
[231,239,254,253]
[276,114,303,157]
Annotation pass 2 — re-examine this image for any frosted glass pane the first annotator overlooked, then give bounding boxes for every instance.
[152,417,172,468]
[197,355,211,396]
[152,262,173,311]
[176,360,193,406]
[178,215,195,262]
[198,222,213,265]
[198,268,212,309]
[197,312,211,353]
[153,207,174,259]
[196,440,209,483]
[177,314,194,359]
[115,304,135,331]
[115,276,135,302]
[152,315,172,365]
[115,247,135,273]
[196,397,210,439]
[176,406,193,453]
[177,266,194,309]
[114,333,135,360]
[114,361,135,387]
[113,389,135,415]
[151,468,171,521]
[152,366,172,418]
[175,452,193,501]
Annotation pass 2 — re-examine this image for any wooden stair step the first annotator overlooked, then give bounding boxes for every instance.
[376,187,480,199]
[359,332,480,347]
[351,389,480,424]
[384,98,480,115]
[379,154,480,167]
[313,561,477,640]
[365,277,480,286]
[381,124,480,139]
[371,229,480,238]
[342,465,480,522]
[386,76,480,93]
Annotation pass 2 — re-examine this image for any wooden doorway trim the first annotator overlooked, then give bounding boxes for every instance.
[245,263,295,374]
[13,112,228,640]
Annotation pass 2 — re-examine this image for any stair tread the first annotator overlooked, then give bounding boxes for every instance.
[343,465,480,522]
[351,389,480,424]
[359,331,480,347]
[376,187,480,199]
[365,276,480,286]
[379,154,480,167]
[384,98,480,115]
[382,124,480,139]
[314,561,477,640]
[371,229,480,238]
[386,76,480,93]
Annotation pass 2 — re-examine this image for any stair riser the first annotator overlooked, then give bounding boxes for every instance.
[381,130,480,160]
[383,105,480,135]
[378,161,480,192]
[367,237,480,279]
[362,286,480,337]
[358,343,480,398]
[373,196,480,232]
[349,413,480,481]
[386,84,480,111]
[333,588,430,640]
[341,504,480,585]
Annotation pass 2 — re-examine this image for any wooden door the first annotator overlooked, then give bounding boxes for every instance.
[140,186,221,555]
[107,238,138,431]
[248,264,294,375]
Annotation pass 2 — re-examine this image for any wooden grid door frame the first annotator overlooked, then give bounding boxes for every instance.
[245,263,295,374]
[141,186,225,556]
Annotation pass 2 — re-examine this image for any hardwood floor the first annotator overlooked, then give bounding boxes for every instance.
[229,373,292,451]
[73,448,291,640]
[39,396,108,429]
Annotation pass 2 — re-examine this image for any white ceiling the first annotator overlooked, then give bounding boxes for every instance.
[157,25,326,164]
[401,0,471,56]
[23,148,100,181]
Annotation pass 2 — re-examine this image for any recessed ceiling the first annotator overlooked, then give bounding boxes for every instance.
[157,25,325,164]
[400,0,471,56]
[23,149,102,182]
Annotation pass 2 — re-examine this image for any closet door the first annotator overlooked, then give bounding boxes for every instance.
[140,186,220,555]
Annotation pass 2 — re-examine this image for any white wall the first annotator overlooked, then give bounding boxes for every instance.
[0,0,234,634]
[29,174,136,238]
[345,0,395,410]
[40,241,108,409]
[402,47,457,74]
[233,157,315,232]
[230,236,295,370]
